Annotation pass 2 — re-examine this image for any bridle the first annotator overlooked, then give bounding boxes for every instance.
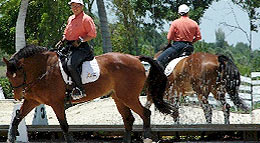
[11,67,27,90]
[11,60,59,95]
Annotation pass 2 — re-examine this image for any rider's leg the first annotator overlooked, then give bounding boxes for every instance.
[67,53,85,95]
[67,42,94,95]
[157,42,183,69]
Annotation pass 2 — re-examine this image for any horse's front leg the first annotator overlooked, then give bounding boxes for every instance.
[8,99,39,143]
[52,103,74,143]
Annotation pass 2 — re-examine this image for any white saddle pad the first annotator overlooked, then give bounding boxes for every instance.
[164,56,187,76]
[59,58,100,84]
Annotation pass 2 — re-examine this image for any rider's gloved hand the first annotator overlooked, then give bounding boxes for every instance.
[72,37,83,47]
[166,43,172,48]
[55,36,66,49]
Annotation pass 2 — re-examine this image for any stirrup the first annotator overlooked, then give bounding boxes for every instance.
[71,87,86,100]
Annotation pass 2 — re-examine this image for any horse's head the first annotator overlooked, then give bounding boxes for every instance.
[3,45,48,100]
[3,57,25,100]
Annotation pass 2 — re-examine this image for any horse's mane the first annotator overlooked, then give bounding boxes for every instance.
[11,44,47,61]
[8,45,47,73]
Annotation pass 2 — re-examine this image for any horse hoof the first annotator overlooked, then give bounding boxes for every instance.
[7,138,14,143]
[143,138,153,143]
[7,133,16,143]
[64,133,74,143]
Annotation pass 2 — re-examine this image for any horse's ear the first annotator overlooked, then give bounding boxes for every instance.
[3,58,9,65]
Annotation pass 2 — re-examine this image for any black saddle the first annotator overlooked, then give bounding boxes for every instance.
[55,45,82,79]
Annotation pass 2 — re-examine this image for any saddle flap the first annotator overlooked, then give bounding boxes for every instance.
[81,58,100,84]
[59,58,100,84]
[164,56,188,76]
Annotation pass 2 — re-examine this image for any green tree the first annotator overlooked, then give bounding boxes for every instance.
[214,28,234,58]
[112,0,141,55]
[0,77,12,98]
[0,0,72,51]
[231,0,260,32]
[194,41,215,54]
[0,0,103,52]
[110,0,218,55]
[251,50,260,71]
[229,0,260,51]
[215,28,226,49]
[132,0,217,27]
[228,42,251,75]
[27,0,71,47]
[0,0,19,54]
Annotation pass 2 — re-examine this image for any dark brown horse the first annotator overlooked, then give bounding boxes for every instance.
[4,45,172,143]
[146,52,248,124]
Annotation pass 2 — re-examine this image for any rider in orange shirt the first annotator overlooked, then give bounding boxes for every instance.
[58,0,96,97]
[157,4,201,69]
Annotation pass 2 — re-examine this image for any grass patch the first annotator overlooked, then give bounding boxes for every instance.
[0,65,6,77]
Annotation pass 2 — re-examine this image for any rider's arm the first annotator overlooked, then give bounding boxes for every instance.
[81,16,96,42]
[192,25,202,43]
[80,35,95,42]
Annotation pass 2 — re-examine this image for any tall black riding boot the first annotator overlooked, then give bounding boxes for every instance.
[69,68,86,99]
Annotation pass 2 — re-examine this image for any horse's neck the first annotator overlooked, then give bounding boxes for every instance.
[24,54,48,80]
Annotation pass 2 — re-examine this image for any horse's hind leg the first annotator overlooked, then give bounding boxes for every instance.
[126,99,152,140]
[170,91,180,124]
[114,96,152,141]
[113,98,135,143]
[8,99,39,142]
[221,98,230,124]
[212,90,230,124]
[52,103,74,143]
[144,94,153,109]
[198,94,212,124]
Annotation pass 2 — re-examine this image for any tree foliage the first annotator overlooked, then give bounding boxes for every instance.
[0,0,259,76]
[111,0,141,55]
[0,0,19,54]
[0,77,12,98]
[132,0,217,27]
[231,0,260,32]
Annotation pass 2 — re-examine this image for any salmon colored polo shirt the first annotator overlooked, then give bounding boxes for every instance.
[167,16,201,43]
[64,11,96,41]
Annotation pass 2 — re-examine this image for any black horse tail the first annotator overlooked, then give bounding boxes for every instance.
[139,55,173,115]
[218,55,249,111]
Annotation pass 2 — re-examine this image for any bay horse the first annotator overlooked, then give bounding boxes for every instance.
[4,45,172,143]
[145,51,249,124]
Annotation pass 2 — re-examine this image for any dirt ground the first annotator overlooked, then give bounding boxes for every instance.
[0,97,258,125]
